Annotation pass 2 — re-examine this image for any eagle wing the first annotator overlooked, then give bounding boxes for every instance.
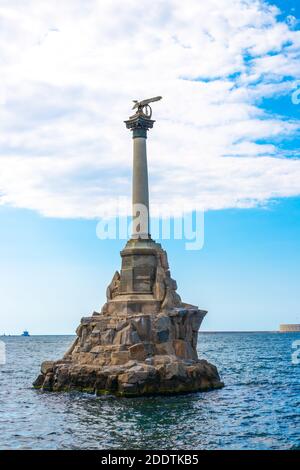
[139,96,162,107]
[132,96,162,109]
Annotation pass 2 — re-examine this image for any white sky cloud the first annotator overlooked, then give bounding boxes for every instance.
[0,0,300,217]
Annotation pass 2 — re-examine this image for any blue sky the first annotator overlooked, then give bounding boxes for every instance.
[1,196,299,334]
[0,0,300,333]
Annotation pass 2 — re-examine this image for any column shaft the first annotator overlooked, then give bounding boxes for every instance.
[132,136,149,238]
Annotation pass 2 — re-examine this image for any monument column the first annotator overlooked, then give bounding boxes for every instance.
[33,96,224,397]
[132,132,149,238]
[125,101,158,239]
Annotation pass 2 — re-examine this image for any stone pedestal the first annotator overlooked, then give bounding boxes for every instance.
[33,239,224,396]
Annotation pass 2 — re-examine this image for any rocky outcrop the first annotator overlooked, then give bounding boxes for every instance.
[34,238,224,396]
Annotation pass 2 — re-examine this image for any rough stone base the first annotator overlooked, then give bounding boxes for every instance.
[33,307,224,396]
[33,238,224,397]
[33,358,223,397]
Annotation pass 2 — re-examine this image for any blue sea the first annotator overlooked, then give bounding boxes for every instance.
[0,332,299,450]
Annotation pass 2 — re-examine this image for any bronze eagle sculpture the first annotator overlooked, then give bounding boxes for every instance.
[132,96,162,111]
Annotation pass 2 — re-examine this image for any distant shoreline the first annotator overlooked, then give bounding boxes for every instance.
[2,330,300,336]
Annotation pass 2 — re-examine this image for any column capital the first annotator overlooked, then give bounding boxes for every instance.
[124,114,155,139]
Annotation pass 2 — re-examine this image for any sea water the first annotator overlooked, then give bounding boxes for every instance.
[0,332,299,449]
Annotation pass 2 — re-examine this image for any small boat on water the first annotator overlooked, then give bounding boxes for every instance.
[21,330,30,337]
